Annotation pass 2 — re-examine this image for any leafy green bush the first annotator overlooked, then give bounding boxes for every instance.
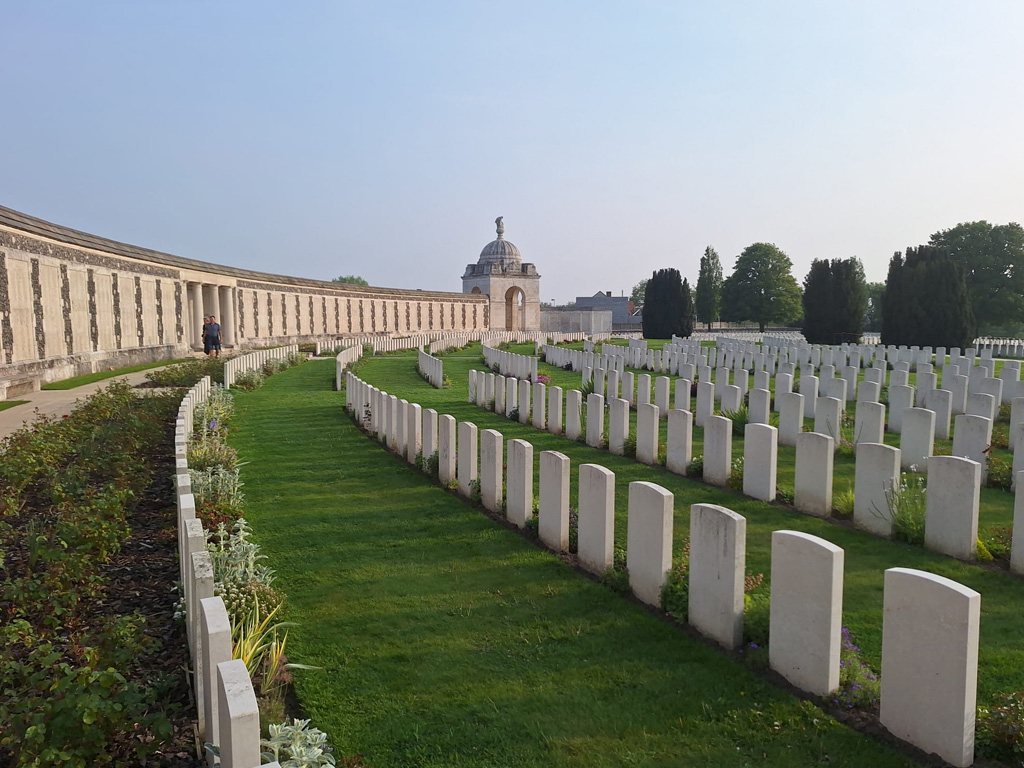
[988,455,1014,491]
[190,466,245,520]
[145,357,226,386]
[260,718,337,767]
[686,454,704,479]
[233,368,266,391]
[727,456,744,492]
[978,689,1024,762]
[187,433,240,471]
[194,386,234,436]
[0,382,179,765]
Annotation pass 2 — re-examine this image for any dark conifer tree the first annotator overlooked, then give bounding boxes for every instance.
[802,259,833,343]
[642,268,689,339]
[881,246,975,347]
[680,277,695,338]
[802,258,866,343]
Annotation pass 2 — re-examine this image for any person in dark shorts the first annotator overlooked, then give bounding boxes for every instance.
[207,316,222,357]
[202,316,211,355]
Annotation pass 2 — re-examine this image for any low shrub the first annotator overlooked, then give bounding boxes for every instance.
[884,471,926,545]
[145,357,226,387]
[984,525,1013,562]
[600,547,630,595]
[686,454,704,479]
[831,627,881,711]
[727,456,744,492]
[978,689,1024,762]
[194,386,234,436]
[187,433,240,471]
[988,455,1014,491]
[260,718,336,767]
[233,369,266,391]
[190,466,245,520]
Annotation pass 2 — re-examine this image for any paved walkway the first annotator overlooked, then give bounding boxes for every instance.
[0,369,170,440]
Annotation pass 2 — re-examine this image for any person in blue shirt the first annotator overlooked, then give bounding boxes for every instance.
[206,316,222,357]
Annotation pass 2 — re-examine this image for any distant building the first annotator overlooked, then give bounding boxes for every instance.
[462,217,541,331]
[540,307,612,334]
[574,291,641,331]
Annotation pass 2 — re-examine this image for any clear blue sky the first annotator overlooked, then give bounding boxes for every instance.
[3,1,1022,303]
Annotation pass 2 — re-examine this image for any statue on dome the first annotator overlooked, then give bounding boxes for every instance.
[495,216,504,237]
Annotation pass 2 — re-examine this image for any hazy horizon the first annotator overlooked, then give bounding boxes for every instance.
[3,1,1021,303]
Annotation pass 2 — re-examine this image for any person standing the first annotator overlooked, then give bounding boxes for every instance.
[207,316,222,357]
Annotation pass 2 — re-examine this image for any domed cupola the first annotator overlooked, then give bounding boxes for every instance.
[477,217,522,269]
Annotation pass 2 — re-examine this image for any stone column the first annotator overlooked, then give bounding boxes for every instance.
[219,286,235,345]
[190,282,204,349]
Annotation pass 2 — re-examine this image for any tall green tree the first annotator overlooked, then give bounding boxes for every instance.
[863,282,885,332]
[881,245,976,348]
[803,257,867,343]
[929,221,1024,332]
[680,277,695,338]
[695,246,723,330]
[642,268,692,339]
[630,279,648,308]
[720,243,802,332]
[332,275,369,285]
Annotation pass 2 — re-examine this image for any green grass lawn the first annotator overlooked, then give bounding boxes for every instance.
[40,358,192,389]
[0,400,29,412]
[230,361,923,767]
[355,347,1024,706]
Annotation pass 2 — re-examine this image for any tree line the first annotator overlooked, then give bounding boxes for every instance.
[637,220,1022,346]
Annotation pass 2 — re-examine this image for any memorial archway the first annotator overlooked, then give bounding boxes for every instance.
[505,286,526,331]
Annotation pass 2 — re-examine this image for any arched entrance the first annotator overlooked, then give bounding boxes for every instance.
[505,286,526,331]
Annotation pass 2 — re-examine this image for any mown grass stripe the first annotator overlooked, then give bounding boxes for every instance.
[230,361,920,767]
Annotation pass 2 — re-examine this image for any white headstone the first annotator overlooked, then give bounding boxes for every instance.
[636,403,660,465]
[689,503,745,649]
[795,432,834,517]
[626,481,674,607]
[539,451,570,552]
[743,423,777,502]
[506,439,534,528]
[457,421,478,497]
[924,456,981,560]
[703,415,733,487]
[578,463,615,574]
[480,429,503,513]
[854,442,900,537]
[770,531,843,696]
[586,393,605,448]
[880,568,979,768]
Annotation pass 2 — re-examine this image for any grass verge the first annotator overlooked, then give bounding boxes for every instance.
[41,358,192,389]
[229,361,924,767]
[0,400,29,411]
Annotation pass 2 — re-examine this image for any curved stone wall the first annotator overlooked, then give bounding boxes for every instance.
[0,205,489,387]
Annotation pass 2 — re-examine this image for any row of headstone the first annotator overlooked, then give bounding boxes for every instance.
[417,347,445,388]
[174,380,273,767]
[333,345,363,390]
[224,344,300,388]
[463,366,1024,572]
[481,344,541,381]
[543,344,627,374]
[346,369,982,767]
